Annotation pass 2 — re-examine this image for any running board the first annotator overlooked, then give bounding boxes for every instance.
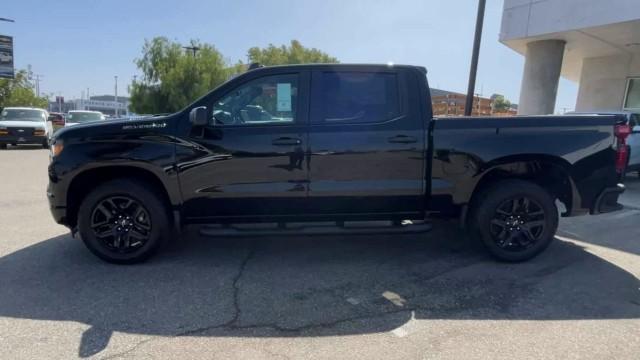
[199,220,432,237]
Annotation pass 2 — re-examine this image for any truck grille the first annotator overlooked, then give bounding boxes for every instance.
[8,127,35,136]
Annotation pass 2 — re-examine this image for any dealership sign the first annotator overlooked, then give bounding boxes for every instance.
[0,35,14,79]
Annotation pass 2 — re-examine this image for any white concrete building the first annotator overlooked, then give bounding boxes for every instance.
[72,95,130,116]
[500,0,640,115]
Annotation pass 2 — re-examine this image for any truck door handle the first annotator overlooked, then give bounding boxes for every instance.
[272,137,302,146]
[388,135,417,144]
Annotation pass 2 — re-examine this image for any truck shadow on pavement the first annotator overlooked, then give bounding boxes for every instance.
[0,224,639,358]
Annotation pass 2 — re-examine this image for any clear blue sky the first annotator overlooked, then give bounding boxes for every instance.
[2,0,577,112]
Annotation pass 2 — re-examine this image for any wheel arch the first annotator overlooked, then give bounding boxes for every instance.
[467,154,577,218]
[66,165,176,228]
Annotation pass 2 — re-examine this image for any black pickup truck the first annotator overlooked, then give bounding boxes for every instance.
[47,64,629,264]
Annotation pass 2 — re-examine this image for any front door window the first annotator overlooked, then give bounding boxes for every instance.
[212,74,298,126]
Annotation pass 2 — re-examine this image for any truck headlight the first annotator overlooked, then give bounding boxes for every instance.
[51,140,64,157]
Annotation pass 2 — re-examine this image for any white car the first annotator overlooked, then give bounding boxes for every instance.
[65,110,106,126]
[627,113,640,176]
[0,107,52,149]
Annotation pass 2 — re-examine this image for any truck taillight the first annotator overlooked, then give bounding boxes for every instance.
[614,124,631,175]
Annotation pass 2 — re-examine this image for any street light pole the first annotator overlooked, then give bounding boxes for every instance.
[464,0,486,116]
[182,45,200,57]
[114,76,118,117]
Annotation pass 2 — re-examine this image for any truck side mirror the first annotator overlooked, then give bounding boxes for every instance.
[189,106,208,127]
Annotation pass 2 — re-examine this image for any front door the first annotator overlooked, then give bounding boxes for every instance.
[177,70,310,221]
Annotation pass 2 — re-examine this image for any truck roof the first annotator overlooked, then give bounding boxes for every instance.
[246,63,427,73]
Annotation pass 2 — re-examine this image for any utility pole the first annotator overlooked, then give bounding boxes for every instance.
[464,0,486,116]
[33,74,43,97]
[182,45,200,57]
[114,76,118,117]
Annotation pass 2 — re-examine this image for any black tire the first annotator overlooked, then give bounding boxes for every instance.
[469,179,558,262]
[77,179,171,264]
[0,144,6,149]
[42,140,49,149]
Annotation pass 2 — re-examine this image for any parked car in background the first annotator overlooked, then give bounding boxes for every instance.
[567,111,640,177]
[0,107,51,149]
[47,112,66,132]
[627,114,640,177]
[65,110,106,126]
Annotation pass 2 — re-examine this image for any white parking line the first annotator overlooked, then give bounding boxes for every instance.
[391,327,409,337]
[346,297,360,305]
[390,311,417,338]
[382,291,406,307]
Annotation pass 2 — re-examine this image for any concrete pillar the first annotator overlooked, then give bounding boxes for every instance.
[517,40,565,115]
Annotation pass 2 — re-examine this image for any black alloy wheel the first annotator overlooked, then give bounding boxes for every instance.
[78,179,171,264]
[90,196,152,253]
[470,179,558,262]
[489,196,546,252]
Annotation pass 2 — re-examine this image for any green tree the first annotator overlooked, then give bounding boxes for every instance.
[492,94,512,112]
[246,40,338,66]
[0,70,49,109]
[129,38,338,114]
[129,38,231,114]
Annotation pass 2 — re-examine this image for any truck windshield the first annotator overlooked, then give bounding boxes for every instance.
[67,112,103,123]
[0,109,46,122]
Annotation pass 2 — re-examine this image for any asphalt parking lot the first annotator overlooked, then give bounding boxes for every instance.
[1,147,639,359]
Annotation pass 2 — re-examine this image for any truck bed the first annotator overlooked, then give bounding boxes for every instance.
[429,114,624,216]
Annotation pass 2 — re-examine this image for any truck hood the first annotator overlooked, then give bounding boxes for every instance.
[0,120,45,129]
[52,115,174,143]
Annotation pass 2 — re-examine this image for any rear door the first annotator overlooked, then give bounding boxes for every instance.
[306,66,426,218]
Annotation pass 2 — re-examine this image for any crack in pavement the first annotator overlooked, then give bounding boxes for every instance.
[180,243,257,336]
[100,250,488,359]
[97,247,534,358]
[99,244,257,359]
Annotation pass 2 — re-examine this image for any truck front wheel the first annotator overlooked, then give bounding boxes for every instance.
[77,179,171,264]
[469,179,558,262]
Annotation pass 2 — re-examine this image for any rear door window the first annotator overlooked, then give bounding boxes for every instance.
[314,71,401,124]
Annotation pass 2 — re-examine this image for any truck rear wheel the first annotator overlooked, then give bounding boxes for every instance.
[77,179,170,264]
[469,179,558,262]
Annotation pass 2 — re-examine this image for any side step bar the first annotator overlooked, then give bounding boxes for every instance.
[199,220,432,237]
